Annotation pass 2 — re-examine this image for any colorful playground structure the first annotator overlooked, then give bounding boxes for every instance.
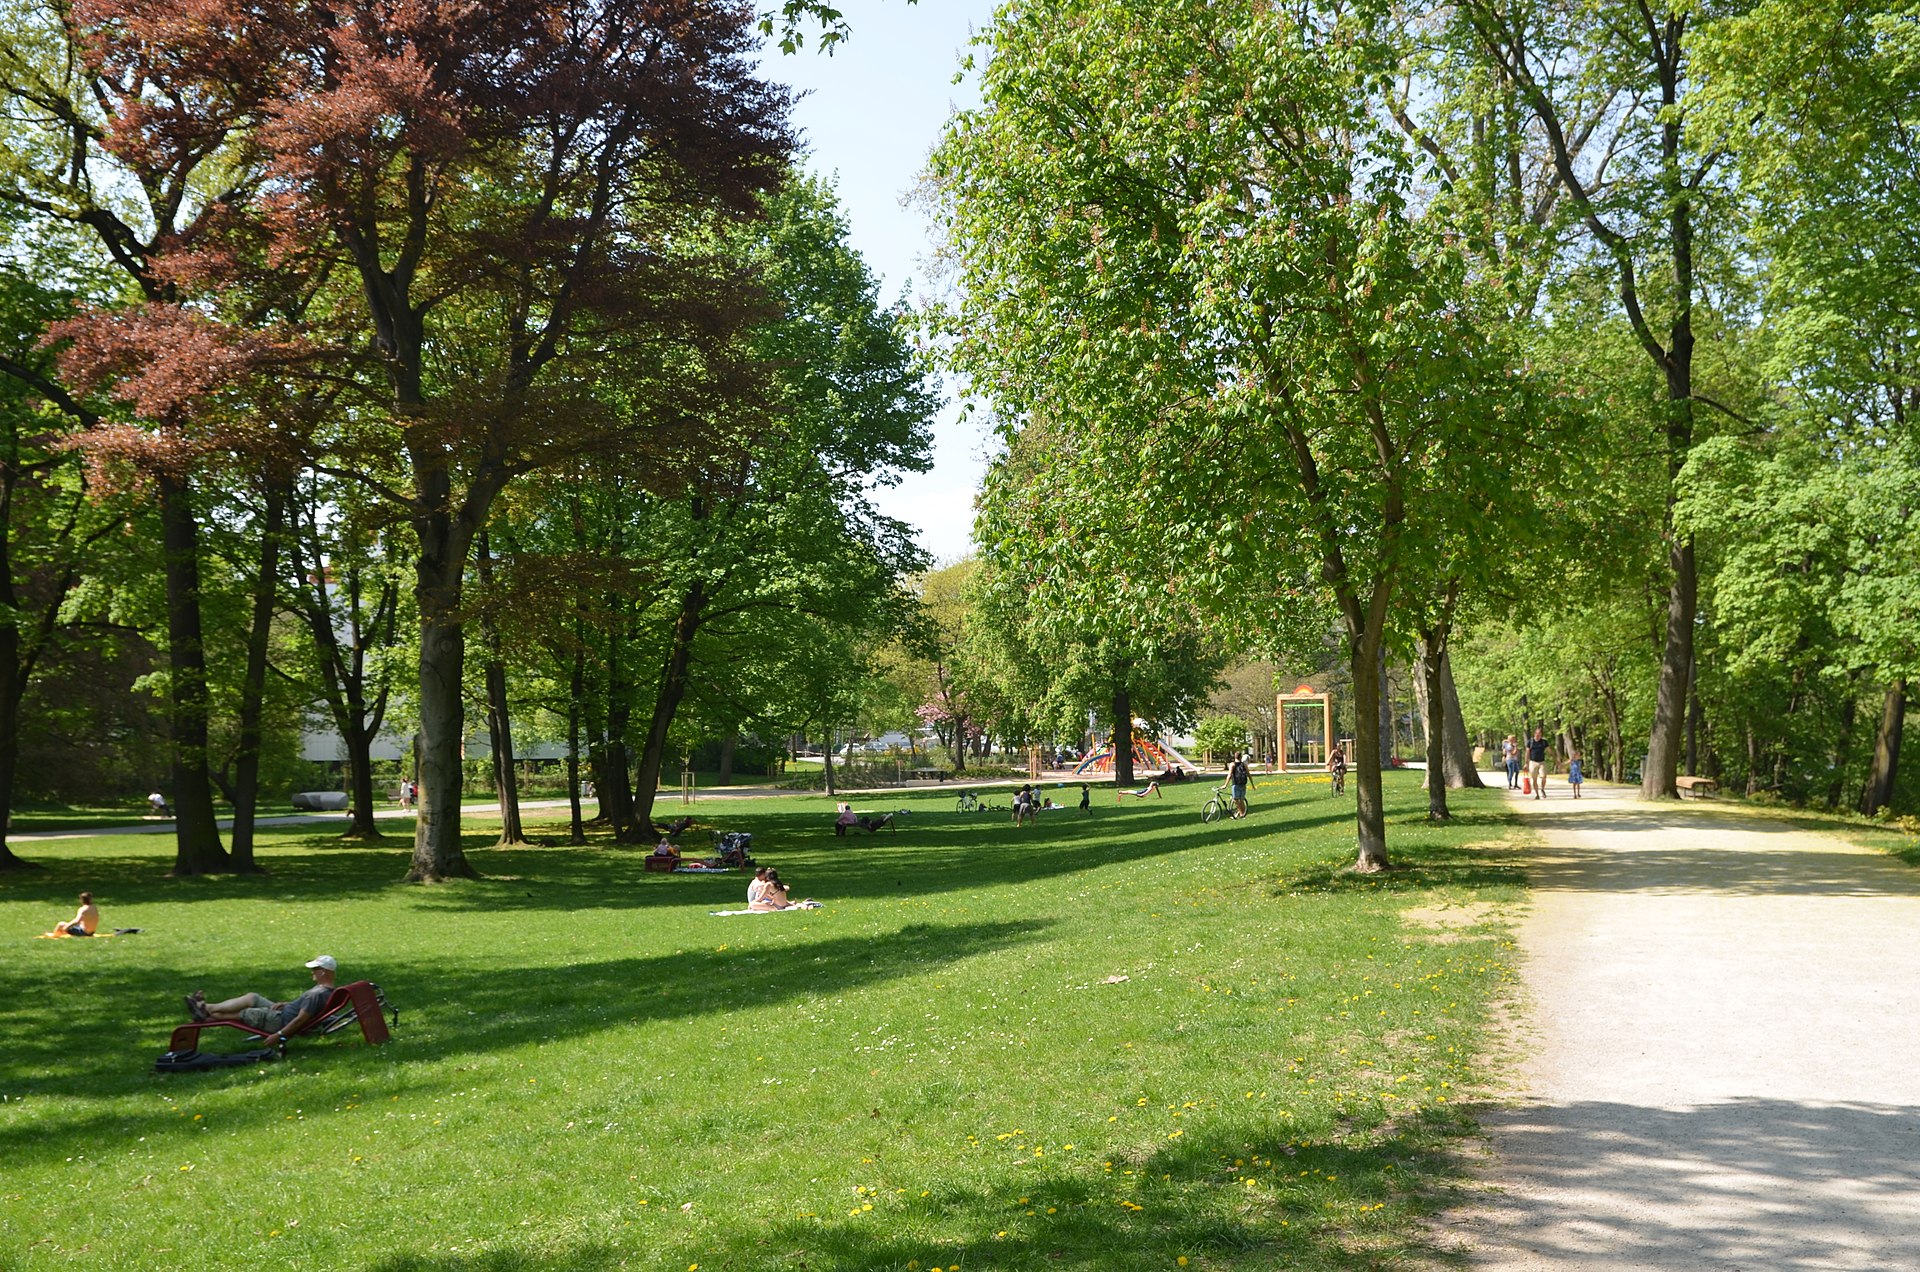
[1072,730,1199,776]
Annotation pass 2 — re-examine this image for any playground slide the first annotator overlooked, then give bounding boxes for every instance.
[1071,733,1196,775]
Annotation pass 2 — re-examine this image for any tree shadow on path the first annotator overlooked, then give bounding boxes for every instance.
[1462,1097,1920,1270]
[1524,804,1920,898]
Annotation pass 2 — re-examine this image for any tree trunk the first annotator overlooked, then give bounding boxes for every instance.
[1860,679,1906,817]
[1827,685,1859,811]
[227,484,285,873]
[632,581,705,837]
[474,531,527,846]
[947,706,968,774]
[486,661,526,843]
[1604,685,1624,784]
[0,532,33,869]
[1416,633,1450,821]
[823,731,839,796]
[590,604,637,836]
[1685,645,1702,777]
[1376,643,1395,768]
[1111,683,1135,787]
[1437,651,1485,788]
[407,530,477,882]
[336,721,378,835]
[159,474,232,876]
[288,501,391,841]
[567,635,586,845]
[0,676,32,870]
[718,732,736,786]
[1349,622,1390,872]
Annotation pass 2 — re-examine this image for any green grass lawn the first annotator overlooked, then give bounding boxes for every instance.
[0,773,1521,1271]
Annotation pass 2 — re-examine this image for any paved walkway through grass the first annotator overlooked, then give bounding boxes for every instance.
[1454,775,1920,1269]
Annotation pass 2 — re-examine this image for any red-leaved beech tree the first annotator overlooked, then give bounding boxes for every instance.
[71,0,795,881]
[49,304,313,873]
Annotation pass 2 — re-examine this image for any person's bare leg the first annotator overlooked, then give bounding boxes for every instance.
[201,991,271,1020]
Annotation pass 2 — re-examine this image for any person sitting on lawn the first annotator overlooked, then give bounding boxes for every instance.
[749,869,820,911]
[147,790,169,816]
[747,867,772,907]
[54,891,99,937]
[834,802,859,837]
[651,838,681,859]
[185,956,338,1045]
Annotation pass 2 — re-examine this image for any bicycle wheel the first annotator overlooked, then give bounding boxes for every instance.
[1202,796,1222,824]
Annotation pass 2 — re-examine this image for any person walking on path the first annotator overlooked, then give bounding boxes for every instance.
[1502,735,1521,790]
[1526,727,1550,799]
[1567,748,1584,799]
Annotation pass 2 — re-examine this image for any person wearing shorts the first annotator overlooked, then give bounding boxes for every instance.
[186,956,338,1045]
[1527,728,1550,799]
[1229,756,1252,819]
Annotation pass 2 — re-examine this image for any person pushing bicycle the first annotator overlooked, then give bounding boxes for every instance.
[1328,743,1347,795]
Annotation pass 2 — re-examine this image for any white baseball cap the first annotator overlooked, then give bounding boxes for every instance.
[305,955,337,971]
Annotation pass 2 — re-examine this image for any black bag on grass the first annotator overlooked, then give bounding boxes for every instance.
[154,1047,279,1073]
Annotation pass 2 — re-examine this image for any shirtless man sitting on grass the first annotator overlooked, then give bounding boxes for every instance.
[186,955,338,1046]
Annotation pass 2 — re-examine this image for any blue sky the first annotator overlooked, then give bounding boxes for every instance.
[759,0,1002,564]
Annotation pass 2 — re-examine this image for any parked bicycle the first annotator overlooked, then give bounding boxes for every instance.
[955,790,982,813]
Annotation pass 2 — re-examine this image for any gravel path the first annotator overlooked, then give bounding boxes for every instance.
[1456,777,1920,1270]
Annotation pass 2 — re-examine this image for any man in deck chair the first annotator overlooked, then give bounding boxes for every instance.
[184,955,338,1047]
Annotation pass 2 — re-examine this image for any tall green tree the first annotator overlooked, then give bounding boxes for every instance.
[1433,0,1753,799]
[933,0,1534,867]
[64,0,798,880]
[1692,0,1920,813]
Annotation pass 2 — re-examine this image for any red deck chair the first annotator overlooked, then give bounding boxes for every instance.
[168,980,395,1055]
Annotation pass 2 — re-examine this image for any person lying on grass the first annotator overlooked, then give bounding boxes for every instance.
[185,956,338,1046]
[54,891,99,937]
[748,869,819,911]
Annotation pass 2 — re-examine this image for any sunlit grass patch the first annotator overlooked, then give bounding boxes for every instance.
[1,772,1521,1269]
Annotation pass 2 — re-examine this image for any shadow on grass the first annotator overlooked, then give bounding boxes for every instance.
[0,781,1373,915]
[403,796,1363,917]
[1269,808,1527,898]
[358,1106,1480,1271]
[0,918,1050,1167]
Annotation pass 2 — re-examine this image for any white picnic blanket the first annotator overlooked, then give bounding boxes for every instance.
[710,904,823,916]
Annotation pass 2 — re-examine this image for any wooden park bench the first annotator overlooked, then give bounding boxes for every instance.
[908,767,950,783]
[1675,775,1718,799]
